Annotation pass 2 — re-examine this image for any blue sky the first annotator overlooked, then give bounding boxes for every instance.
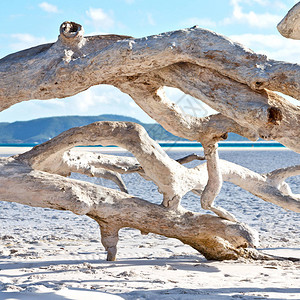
[0,0,299,123]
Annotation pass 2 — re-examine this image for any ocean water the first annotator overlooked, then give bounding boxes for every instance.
[0,141,286,148]
[1,149,300,248]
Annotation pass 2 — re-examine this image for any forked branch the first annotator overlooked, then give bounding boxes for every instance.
[0,156,259,261]
[0,4,299,261]
[16,121,300,215]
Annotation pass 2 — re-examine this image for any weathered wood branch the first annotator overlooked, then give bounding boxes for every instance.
[64,150,204,177]
[16,121,201,209]
[114,79,258,144]
[116,64,300,152]
[1,21,300,110]
[16,121,300,215]
[267,165,300,183]
[201,143,237,222]
[154,64,300,150]
[214,161,300,212]
[0,156,259,261]
[65,162,128,193]
[51,141,300,214]
[175,153,205,164]
[1,5,300,262]
[65,151,142,174]
[2,118,298,262]
[1,20,300,152]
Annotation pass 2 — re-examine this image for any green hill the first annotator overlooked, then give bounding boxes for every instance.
[0,114,249,144]
[0,115,181,144]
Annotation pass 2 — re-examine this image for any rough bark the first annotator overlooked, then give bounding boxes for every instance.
[0,4,300,261]
[115,65,300,152]
[1,121,299,261]
[1,21,300,106]
[1,156,262,261]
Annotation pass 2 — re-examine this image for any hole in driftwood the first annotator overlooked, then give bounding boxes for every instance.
[268,107,282,124]
[60,21,81,38]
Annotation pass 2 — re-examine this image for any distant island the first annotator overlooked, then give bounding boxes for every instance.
[0,114,250,144]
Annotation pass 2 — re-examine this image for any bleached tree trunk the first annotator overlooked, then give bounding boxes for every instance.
[0,4,299,261]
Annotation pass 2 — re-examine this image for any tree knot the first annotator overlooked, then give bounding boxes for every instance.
[59,21,85,48]
[267,107,282,125]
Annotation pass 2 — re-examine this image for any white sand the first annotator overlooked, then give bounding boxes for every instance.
[0,144,289,156]
[0,147,299,299]
[0,228,299,300]
[0,147,33,156]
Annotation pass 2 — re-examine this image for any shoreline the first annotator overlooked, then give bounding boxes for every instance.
[0,146,289,156]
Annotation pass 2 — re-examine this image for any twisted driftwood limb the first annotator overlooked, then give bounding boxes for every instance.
[16,122,203,210]
[114,79,257,143]
[2,120,299,261]
[0,156,259,261]
[1,21,300,107]
[64,150,204,179]
[153,64,300,149]
[115,66,300,152]
[67,163,128,193]
[16,121,300,215]
[175,153,205,164]
[212,161,300,213]
[65,151,143,175]
[200,143,237,222]
[1,3,300,261]
[1,19,300,152]
[61,148,300,212]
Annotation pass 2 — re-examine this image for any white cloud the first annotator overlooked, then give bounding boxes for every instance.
[147,13,155,26]
[38,2,59,13]
[10,33,48,51]
[229,33,300,63]
[247,0,268,5]
[0,84,155,123]
[86,8,115,30]
[180,17,216,29]
[124,0,135,4]
[223,0,282,28]
[262,0,299,12]
[272,1,288,10]
[71,87,110,113]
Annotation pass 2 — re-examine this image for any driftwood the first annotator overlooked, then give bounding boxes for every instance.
[0,4,299,261]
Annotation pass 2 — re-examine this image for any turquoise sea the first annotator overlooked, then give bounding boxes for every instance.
[0,141,286,148]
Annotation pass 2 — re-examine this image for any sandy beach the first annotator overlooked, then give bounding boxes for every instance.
[0,147,299,299]
[0,223,299,299]
[1,0,300,298]
[0,144,289,156]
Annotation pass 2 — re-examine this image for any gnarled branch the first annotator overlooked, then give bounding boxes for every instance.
[16,121,300,215]
[1,23,300,109]
[1,6,300,262]
[0,156,259,261]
